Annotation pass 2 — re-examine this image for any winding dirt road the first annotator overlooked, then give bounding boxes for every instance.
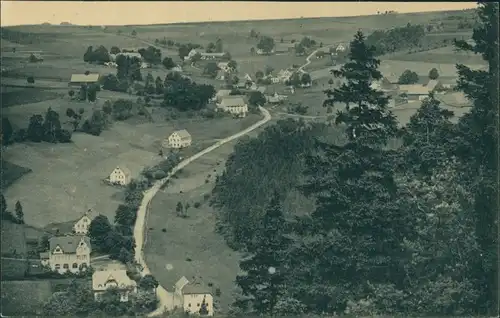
[133,107,271,316]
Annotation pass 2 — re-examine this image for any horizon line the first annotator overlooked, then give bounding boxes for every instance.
[0,5,475,27]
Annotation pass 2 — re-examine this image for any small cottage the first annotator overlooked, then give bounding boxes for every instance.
[109,166,132,186]
[93,269,137,302]
[175,276,214,316]
[73,209,93,235]
[165,130,192,149]
[217,96,248,117]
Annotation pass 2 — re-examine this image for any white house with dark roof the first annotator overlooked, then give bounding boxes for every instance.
[40,235,91,274]
[73,209,93,235]
[92,269,137,302]
[165,130,192,149]
[217,96,248,117]
[109,166,132,186]
[175,276,214,316]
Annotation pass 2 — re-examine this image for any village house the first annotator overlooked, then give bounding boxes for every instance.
[40,235,91,274]
[217,96,248,117]
[257,48,275,55]
[266,92,288,105]
[275,42,295,53]
[336,43,347,52]
[426,79,445,92]
[73,209,93,235]
[371,77,399,91]
[216,70,226,81]
[398,84,435,101]
[109,166,132,186]
[171,65,183,72]
[165,130,192,149]
[244,73,253,83]
[92,269,137,302]
[175,276,214,316]
[212,89,232,102]
[69,73,100,87]
[277,69,294,83]
[186,49,227,61]
[217,62,230,72]
[28,53,44,63]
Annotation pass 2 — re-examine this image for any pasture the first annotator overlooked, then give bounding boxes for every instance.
[1,278,90,316]
[385,44,486,65]
[1,95,263,228]
[144,140,242,313]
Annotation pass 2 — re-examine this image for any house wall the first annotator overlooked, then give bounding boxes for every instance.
[74,217,91,234]
[226,104,248,116]
[182,293,214,316]
[94,286,136,302]
[110,170,129,185]
[168,134,191,148]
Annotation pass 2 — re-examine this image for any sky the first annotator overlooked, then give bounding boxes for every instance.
[1,1,477,27]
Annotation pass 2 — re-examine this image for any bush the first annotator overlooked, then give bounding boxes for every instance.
[162,228,166,232]
[153,170,167,180]
[194,202,201,208]
[27,76,35,84]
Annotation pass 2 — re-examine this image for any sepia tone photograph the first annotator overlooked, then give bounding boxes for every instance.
[0,1,498,317]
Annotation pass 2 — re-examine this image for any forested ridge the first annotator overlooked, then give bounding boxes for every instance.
[211,3,498,316]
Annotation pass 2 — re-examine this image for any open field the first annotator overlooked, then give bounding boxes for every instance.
[2,107,261,228]
[1,278,90,316]
[1,160,33,190]
[384,44,486,65]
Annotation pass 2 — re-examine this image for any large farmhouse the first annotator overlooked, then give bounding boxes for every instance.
[40,235,91,274]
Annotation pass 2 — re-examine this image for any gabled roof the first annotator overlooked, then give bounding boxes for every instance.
[219,96,246,107]
[171,129,191,140]
[216,89,232,98]
[201,52,226,57]
[182,280,212,295]
[70,74,100,83]
[217,62,229,67]
[175,276,190,291]
[398,84,432,95]
[426,79,442,91]
[49,235,91,254]
[92,269,136,291]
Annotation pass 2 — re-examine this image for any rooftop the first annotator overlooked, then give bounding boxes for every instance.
[49,235,91,254]
[398,84,432,95]
[70,73,100,83]
[114,166,131,177]
[172,129,191,139]
[92,269,136,291]
[182,280,212,295]
[219,96,246,107]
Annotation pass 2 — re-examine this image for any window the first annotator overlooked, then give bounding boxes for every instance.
[55,264,61,269]
[188,303,191,307]
[197,303,200,307]
[63,264,69,269]
[72,263,78,268]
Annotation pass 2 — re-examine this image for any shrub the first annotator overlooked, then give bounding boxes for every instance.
[194,202,201,208]
[162,228,166,232]
[153,170,167,180]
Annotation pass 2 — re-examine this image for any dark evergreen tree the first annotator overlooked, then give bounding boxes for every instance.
[324,30,398,145]
[15,200,24,224]
[452,3,499,315]
[88,215,113,252]
[295,30,414,314]
[234,191,291,315]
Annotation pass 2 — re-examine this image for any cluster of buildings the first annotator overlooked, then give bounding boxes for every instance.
[185,49,228,61]
[371,76,454,106]
[40,210,94,274]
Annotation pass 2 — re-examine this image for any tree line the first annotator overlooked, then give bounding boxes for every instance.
[211,4,498,316]
[365,23,426,55]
